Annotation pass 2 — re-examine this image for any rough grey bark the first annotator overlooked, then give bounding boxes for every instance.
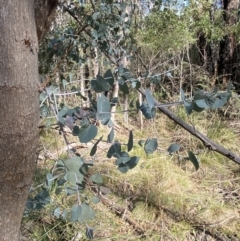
[0,0,57,240]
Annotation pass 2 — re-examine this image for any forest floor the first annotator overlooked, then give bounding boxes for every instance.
[21,96,240,241]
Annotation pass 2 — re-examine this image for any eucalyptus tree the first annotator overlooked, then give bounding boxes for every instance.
[1,1,240,240]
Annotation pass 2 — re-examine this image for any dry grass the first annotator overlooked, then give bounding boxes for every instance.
[21,104,240,241]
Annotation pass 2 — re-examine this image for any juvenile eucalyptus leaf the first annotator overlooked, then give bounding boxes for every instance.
[100,186,111,195]
[180,88,185,101]
[54,207,61,218]
[64,156,84,172]
[78,203,95,222]
[140,103,155,119]
[145,89,155,110]
[138,140,145,147]
[107,142,121,158]
[167,143,180,154]
[104,69,114,86]
[91,75,110,93]
[46,173,53,186]
[188,151,200,171]
[107,128,114,143]
[192,102,205,112]
[115,152,130,165]
[62,209,68,220]
[65,115,74,130]
[92,196,100,204]
[97,94,111,124]
[118,163,129,173]
[72,126,80,136]
[119,82,129,94]
[90,173,103,185]
[70,204,82,222]
[184,101,193,115]
[144,138,158,154]
[79,124,98,143]
[90,136,103,156]
[127,156,139,169]
[127,130,133,152]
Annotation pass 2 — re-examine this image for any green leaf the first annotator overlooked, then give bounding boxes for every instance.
[72,126,80,136]
[92,196,100,204]
[62,209,68,220]
[188,151,199,171]
[127,130,133,152]
[145,89,155,111]
[192,102,205,112]
[104,69,114,86]
[107,128,114,143]
[115,152,131,165]
[66,171,84,185]
[79,124,98,143]
[70,204,82,222]
[167,143,180,154]
[180,88,185,101]
[194,99,209,109]
[119,82,129,94]
[90,173,103,185]
[138,140,145,147]
[64,156,84,172]
[97,94,111,125]
[140,103,156,119]
[46,173,53,186]
[107,142,121,158]
[78,203,95,222]
[92,12,100,20]
[54,207,61,219]
[90,136,103,156]
[144,138,158,154]
[91,75,110,93]
[184,101,193,115]
[118,163,129,173]
[127,156,139,169]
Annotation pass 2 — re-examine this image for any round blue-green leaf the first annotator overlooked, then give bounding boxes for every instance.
[72,126,80,136]
[167,143,180,155]
[145,89,155,110]
[70,204,82,222]
[97,94,111,124]
[107,128,114,143]
[79,124,98,143]
[104,69,114,86]
[92,196,100,204]
[144,138,158,154]
[118,163,129,173]
[119,82,129,94]
[127,156,139,169]
[54,207,61,218]
[90,173,103,185]
[115,152,130,165]
[78,203,95,222]
[184,101,193,115]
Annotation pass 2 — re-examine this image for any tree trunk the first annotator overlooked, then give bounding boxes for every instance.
[0,1,57,240]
